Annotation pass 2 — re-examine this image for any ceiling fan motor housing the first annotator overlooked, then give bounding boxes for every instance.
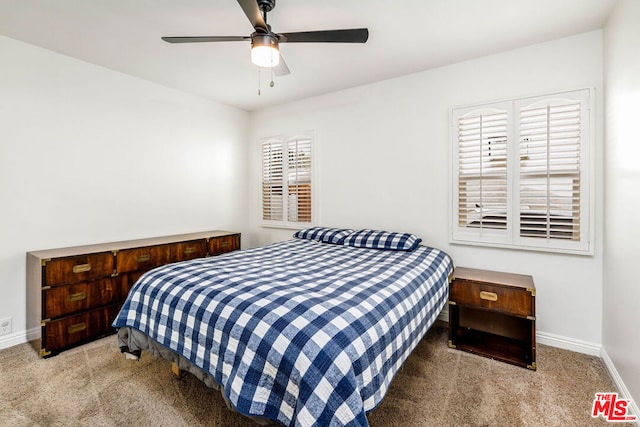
[251,33,279,50]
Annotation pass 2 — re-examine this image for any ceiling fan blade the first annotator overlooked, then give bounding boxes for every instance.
[278,28,369,43]
[237,0,267,31]
[162,36,249,43]
[274,53,291,76]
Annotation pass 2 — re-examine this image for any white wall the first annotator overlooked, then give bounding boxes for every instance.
[249,31,604,348]
[603,0,640,410]
[0,36,249,348]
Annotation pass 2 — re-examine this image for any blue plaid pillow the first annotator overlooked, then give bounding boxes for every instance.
[293,227,355,245]
[342,229,422,251]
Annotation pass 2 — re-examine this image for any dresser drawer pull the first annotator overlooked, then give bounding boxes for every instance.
[137,254,151,263]
[68,292,86,302]
[67,323,86,334]
[72,264,91,274]
[221,241,229,247]
[183,247,195,255]
[480,291,498,302]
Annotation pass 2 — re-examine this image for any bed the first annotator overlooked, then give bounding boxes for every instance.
[113,228,453,426]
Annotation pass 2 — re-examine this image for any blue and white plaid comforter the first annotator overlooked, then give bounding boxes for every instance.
[113,239,453,426]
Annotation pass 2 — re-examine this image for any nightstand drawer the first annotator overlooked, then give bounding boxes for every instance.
[450,280,534,318]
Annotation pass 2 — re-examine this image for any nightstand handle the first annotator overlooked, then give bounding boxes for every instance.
[480,291,498,302]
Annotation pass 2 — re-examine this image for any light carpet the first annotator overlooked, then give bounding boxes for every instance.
[0,325,629,426]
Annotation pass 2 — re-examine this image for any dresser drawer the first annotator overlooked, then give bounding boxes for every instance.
[208,234,239,255]
[42,304,121,353]
[116,245,170,274]
[43,252,115,286]
[43,278,123,319]
[170,239,207,262]
[450,279,533,317]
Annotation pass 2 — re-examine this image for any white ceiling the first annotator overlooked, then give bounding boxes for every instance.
[0,0,616,111]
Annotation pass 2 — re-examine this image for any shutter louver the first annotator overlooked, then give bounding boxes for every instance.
[262,140,284,221]
[457,110,508,231]
[519,100,581,241]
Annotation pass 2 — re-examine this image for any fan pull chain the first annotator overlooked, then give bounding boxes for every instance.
[257,67,276,95]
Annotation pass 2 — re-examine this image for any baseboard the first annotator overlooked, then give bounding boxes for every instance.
[0,327,39,351]
[0,330,28,350]
[535,331,601,356]
[601,348,640,426]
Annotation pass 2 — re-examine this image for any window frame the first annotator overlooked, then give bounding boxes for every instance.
[450,88,594,255]
[259,132,316,229]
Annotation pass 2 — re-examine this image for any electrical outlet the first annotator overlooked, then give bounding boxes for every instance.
[0,317,12,336]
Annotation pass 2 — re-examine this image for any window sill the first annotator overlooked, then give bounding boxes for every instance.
[260,221,313,230]
[450,238,594,256]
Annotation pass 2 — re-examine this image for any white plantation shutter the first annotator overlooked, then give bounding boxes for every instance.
[286,137,312,223]
[516,90,590,251]
[457,108,508,232]
[518,100,581,240]
[451,89,592,254]
[261,134,313,227]
[262,139,284,221]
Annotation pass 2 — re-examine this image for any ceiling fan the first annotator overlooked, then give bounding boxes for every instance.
[161,0,369,76]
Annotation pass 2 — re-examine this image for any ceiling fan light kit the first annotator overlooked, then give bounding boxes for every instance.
[161,0,369,80]
[251,33,280,67]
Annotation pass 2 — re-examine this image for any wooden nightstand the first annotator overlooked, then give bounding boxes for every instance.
[448,267,536,370]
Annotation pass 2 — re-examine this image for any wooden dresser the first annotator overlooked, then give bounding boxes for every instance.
[448,266,536,370]
[27,230,240,357]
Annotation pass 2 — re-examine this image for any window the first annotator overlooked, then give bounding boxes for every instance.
[451,89,592,254]
[261,134,313,228]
